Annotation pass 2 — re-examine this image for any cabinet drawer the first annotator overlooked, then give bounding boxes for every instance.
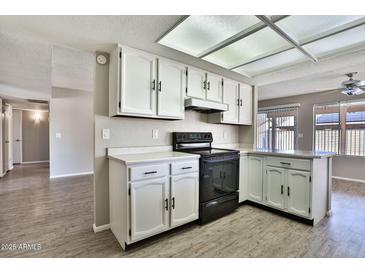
[171,160,199,175]
[129,164,169,181]
[266,156,310,171]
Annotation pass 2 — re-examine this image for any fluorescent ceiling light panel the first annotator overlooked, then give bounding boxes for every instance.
[276,15,365,43]
[233,48,307,77]
[202,27,291,69]
[158,15,260,57]
[303,25,365,57]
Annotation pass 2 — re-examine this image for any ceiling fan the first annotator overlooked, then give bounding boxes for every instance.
[321,72,365,96]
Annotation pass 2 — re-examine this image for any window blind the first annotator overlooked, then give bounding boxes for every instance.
[257,105,299,150]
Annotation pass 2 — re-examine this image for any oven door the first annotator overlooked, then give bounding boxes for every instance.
[200,155,239,202]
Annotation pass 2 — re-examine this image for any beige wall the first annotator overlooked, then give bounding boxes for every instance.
[259,90,365,181]
[93,54,255,226]
[22,110,49,162]
[49,87,93,178]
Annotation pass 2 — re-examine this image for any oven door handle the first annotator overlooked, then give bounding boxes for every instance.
[202,157,239,164]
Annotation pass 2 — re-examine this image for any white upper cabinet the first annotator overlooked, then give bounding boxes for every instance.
[265,166,285,210]
[206,73,223,102]
[170,173,199,228]
[157,58,185,119]
[109,45,184,119]
[129,177,170,242]
[120,47,157,116]
[238,83,253,125]
[222,79,239,124]
[287,170,311,218]
[186,66,206,99]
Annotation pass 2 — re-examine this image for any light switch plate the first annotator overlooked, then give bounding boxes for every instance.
[298,133,303,138]
[102,128,110,140]
[152,129,159,139]
[56,133,62,139]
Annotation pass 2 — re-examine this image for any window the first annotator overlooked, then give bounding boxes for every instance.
[257,105,298,150]
[314,99,365,156]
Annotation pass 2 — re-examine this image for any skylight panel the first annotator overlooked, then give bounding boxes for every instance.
[203,27,292,69]
[158,15,260,57]
[276,15,365,43]
[303,25,365,57]
[233,48,307,77]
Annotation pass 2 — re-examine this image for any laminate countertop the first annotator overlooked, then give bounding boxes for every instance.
[108,151,200,165]
[237,148,335,159]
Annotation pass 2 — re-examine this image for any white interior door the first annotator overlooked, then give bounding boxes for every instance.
[206,73,223,102]
[222,79,239,124]
[238,83,253,125]
[265,166,285,209]
[130,177,170,242]
[170,173,199,228]
[120,47,156,116]
[248,156,263,202]
[157,58,185,119]
[12,109,22,164]
[287,170,311,217]
[186,67,206,99]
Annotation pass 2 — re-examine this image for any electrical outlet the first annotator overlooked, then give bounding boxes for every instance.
[152,129,159,139]
[102,128,110,140]
[56,133,62,139]
[298,133,303,138]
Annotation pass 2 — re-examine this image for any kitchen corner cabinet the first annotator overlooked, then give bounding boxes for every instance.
[109,45,184,119]
[242,153,331,224]
[207,81,252,125]
[109,158,199,250]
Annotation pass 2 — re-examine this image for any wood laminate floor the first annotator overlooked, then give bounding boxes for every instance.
[1,163,365,258]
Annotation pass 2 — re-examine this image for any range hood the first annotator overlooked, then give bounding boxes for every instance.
[185,98,228,113]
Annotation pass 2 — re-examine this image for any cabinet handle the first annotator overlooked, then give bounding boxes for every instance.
[165,198,169,210]
[240,99,243,106]
[152,80,156,90]
[144,171,157,175]
[158,81,162,92]
[237,99,240,106]
[207,81,210,90]
[203,81,207,90]
[181,167,192,170]
[280,162,291,166]
[287,186,290,196]
[171,197,175,209]
[281,185,283,194]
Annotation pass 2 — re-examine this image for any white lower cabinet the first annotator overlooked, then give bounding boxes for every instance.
[239,155,248,203]
[287,170,311,217]
[170,173,199,228]
[265,166,285,210]
[248,156,264,202]
[130,177,170,242]
[109,158,199,250]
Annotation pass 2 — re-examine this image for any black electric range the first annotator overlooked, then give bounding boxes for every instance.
[173,132,240,224]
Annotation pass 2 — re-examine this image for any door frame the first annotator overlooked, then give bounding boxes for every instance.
[12,109,23,164]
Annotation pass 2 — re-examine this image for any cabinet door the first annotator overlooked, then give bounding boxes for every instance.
[248,156,263,202]
[157,59,185,119]
[206,73,223,102]
[130,177,169,242]
[120,48,156,116]
[170,173,199,228]
[238,83,252,125]
[265,166,285,210]
[287,170,311,218]
[186,67,206,99]
[239,156,248,203]
[222,79,239,124]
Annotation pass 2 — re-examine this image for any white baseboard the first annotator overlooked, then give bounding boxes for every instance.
[50,171,93,179]
[93,223,110,233]
[333,176,365,184]
[21,160,49,164]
